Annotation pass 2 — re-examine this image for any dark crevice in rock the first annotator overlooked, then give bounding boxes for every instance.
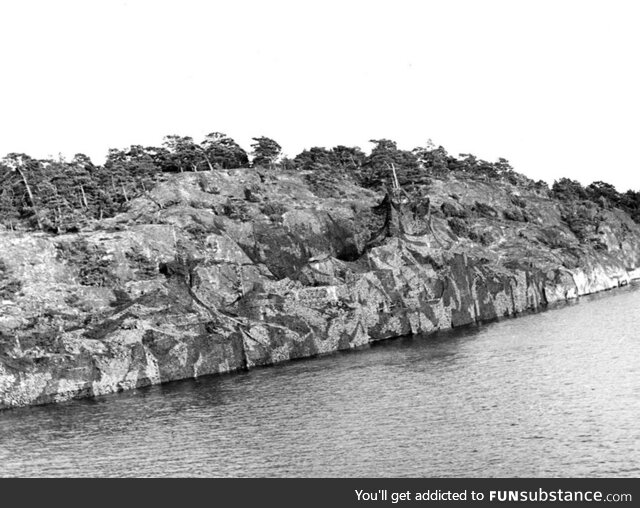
[4,166,640,409]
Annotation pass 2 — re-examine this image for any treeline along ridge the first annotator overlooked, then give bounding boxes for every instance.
[1,133,639,233]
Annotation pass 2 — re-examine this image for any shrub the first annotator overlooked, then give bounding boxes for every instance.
[221,199,251,221]
[503,208,527,222]
[56,240,117,287]
[441,201,468,218]
[260,202,288,222]
[448,217,470,238]
[0,260,21,300]
[125,246,158,279]
[473,202,498,218]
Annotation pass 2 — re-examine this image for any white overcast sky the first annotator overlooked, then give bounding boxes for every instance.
[1,0,639,190]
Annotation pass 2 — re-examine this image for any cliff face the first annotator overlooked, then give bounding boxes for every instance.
[2,169,640,408]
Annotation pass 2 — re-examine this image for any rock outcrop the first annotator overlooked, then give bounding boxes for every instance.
[2,169,640,408]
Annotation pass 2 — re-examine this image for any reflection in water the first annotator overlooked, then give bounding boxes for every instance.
[1,284,639,477]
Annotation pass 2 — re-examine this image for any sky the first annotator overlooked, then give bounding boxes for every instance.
[1,0,639,190]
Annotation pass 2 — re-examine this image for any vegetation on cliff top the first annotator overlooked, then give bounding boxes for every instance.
[1,132,639,233]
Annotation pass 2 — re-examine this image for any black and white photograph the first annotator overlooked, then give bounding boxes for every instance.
[1,0,639,484]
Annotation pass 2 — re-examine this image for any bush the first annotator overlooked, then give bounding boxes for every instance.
[260,201,288,222]
[503,208,527,222]
[56,240,117,287]
[552,178,589,201]
[221,199,251,221]
[560,204,600,243]
[509,194,527,208]
[448,217,470,238]
[473,202,498,218]
[125,246,158,279]
[0,260,21,300]
[441,201,468,218]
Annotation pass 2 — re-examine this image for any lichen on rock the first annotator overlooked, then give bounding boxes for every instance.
[2,168,640,409]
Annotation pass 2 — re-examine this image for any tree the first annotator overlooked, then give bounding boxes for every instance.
[160,135,211,172]
[68,153,98,211]
[293,147,337,171]
[38,158,82,232]
[551,178,589,201]
[0,159,22,230]
[457,153,484,173]
[440,151,515,180]
[93,145,164,221]
[361,139,419,188]
[292,145,366,173]
[619,190,640,223]
[250,137,281,168]
[103,146,157,197]
[331,145,366,172]
[1,153,43,230]
[586,181,620,208]
[201,132,249,169]
[413,140,449,176]
[494,157,514,175]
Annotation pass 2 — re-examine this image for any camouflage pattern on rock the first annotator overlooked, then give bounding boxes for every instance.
[2,169,640,409]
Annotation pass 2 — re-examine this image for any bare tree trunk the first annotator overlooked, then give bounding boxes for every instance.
[195,146,214,172]
[202,154,214,172]
[56,206,62,234]
[389,163,400,191]
[79,184,89,209]
[15,167,42,230]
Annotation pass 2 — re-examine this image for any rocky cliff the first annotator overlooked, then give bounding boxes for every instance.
[2,168,640,409]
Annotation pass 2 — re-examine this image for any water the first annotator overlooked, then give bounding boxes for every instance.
[1,284,639,477]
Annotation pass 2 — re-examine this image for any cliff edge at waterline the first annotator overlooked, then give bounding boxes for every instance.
[2,167,640,409]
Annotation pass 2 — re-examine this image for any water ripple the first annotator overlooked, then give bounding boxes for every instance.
[1,285,640,477]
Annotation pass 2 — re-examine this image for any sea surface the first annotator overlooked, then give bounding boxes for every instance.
[1,284,639,477]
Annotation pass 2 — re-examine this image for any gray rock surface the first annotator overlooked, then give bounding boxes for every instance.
[2,169,639,408]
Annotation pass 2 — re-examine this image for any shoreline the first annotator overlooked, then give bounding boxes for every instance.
[3,169,640,410]
[1,255,638,411]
